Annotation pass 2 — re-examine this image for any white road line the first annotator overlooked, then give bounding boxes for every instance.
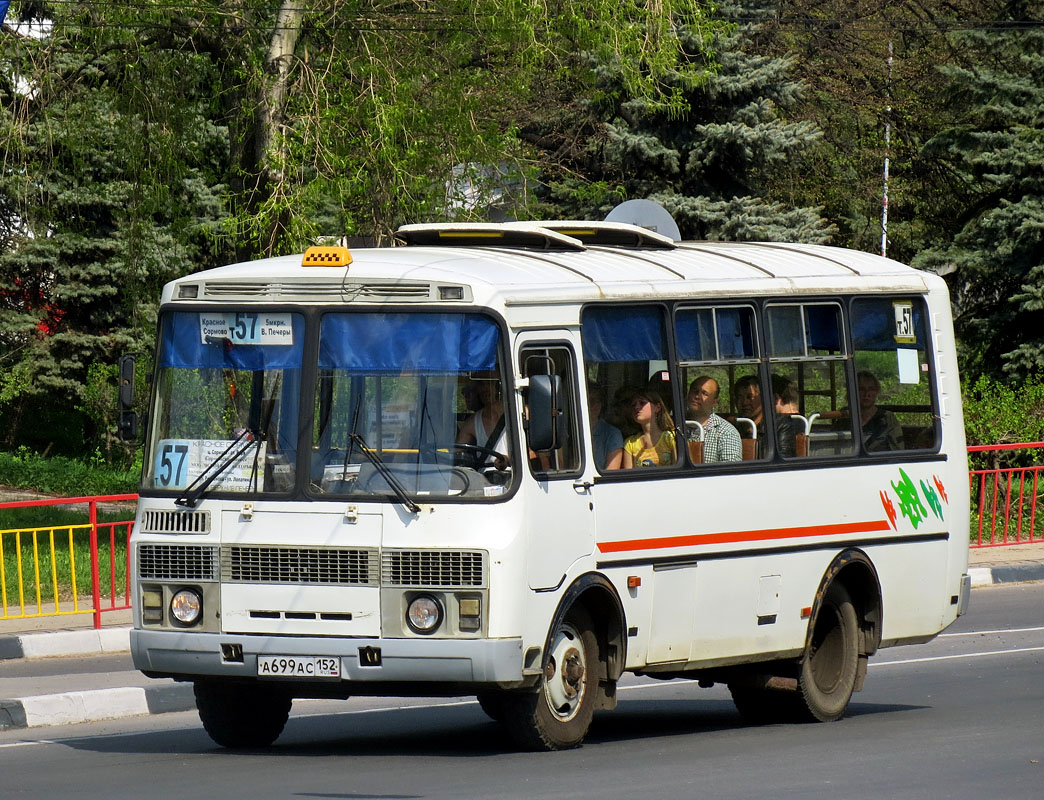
[939,625,1044,637]
[871,644,1044,666]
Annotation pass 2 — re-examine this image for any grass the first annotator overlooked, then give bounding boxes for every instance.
[0,447,139,496]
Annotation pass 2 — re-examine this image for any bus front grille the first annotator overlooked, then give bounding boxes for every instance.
[221,545,379,586]
[138,544,218,581]
[381,550,486,588]
[139,509,211,534]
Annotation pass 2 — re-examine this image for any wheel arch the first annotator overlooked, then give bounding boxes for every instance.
[808,548,883,660]
[544,572,627,685]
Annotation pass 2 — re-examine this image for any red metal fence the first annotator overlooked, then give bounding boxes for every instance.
[968,442,1044,548]
[0,494,137,628]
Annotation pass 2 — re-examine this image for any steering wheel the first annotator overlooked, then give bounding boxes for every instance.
[449,442,510,471]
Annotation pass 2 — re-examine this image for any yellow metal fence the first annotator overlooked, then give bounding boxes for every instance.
[0,495,136,627]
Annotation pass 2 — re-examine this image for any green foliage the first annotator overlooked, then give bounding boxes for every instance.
[962,374,1044,451]
[907,18,1044,381]
[0,447,140,496]
[537,0,835,242]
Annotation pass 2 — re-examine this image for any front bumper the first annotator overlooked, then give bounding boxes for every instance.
[131,628,524,686]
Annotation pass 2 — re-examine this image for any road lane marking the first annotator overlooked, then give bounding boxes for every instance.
[871,644,1044,666]
[939,625,1044,637]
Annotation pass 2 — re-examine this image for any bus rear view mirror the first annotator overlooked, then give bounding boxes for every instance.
[118,354,136,410]
[118,410,139,441]
[528,374,565,452]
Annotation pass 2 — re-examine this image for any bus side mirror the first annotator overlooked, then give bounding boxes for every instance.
[118,410,139,441]
[118,354,136,410]
[527,374,566,451]
[117,354,138,442]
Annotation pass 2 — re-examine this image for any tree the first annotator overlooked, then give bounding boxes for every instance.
[911,7,1044,380]
[0,0,712,453]
[0,2,230,450]
[531,0,835,243]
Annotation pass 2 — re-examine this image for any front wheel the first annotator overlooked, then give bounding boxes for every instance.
[796,582,860,722]
[503,606,599,751]
[194,681,292,748]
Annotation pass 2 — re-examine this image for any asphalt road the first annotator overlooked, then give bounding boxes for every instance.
[1,582,1041,800]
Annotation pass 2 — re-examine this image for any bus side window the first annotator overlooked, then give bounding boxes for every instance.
[520,345,581,475]
[766,302,854,458]
[581,305,678,471]
[851,297,937,453]
[674,305,760,465]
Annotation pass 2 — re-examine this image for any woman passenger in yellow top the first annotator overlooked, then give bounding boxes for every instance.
[622,389,677,468]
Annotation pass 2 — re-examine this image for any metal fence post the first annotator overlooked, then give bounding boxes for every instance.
[89,498,101,629]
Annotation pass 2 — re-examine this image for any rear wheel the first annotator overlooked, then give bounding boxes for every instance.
[194,681,292,748]
[504,606,599,750]
[796,582,860,722]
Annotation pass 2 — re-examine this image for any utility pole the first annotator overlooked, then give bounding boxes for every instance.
[881,41,893,258]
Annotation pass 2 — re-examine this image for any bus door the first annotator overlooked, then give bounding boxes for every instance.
[517,335,594,591]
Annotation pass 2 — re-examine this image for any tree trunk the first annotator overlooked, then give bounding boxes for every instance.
[255,1,304,255]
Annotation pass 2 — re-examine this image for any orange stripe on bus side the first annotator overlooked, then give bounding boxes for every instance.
[596,519,893,554]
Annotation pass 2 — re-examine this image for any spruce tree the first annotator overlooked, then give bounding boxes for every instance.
[912,10,1044,380]
[538,0,835,242]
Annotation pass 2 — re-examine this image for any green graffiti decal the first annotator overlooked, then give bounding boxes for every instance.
[891,468,928,529]
[920,479,944,520]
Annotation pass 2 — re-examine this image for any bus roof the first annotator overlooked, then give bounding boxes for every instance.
[163,223,936,309]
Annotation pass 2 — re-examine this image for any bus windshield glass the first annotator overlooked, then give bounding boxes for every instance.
[144,310,304,496]
[310,311,513,501]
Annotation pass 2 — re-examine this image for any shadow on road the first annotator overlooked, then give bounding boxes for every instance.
[49,694,927,760]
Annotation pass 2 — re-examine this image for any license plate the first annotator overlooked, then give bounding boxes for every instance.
[257,655,340,678]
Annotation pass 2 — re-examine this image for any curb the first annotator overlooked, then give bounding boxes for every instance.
[0,626,131,661]
[0,683,195,731]
[968,563,1044,587]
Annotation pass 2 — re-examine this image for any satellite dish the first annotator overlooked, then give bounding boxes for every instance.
[605,199,681,242]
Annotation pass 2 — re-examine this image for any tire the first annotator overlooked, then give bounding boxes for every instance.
[476,691,511,723]
[503,606,599,751]
[796,582,860,722]
[194,680,292,748]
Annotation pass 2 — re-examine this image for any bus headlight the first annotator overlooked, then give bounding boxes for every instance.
[170,588,203,626]
[406,594,443,634]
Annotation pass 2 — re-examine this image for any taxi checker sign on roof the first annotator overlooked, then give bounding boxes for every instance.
[199,312,294,345]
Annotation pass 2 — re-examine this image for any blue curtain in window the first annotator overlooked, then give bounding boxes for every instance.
[159,312,304,370]
[806,306,842,351]
[582,306,665,361]
[676,308,755,361]
[319,312,499,373]
[852,299,926,352]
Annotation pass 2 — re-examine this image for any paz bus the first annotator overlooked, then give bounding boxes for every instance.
[125,217,970,750]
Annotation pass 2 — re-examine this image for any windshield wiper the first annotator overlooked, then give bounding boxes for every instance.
[175,429,262,508]
[349,432,420,514]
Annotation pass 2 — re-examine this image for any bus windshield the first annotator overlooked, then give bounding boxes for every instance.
[145,310,305,496]
[310,311,514,501]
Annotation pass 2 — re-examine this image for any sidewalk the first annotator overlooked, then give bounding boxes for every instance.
[1,543,1042,732]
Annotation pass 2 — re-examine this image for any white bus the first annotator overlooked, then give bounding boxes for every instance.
[127,219,970,750]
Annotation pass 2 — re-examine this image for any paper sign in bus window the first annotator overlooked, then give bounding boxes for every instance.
[154,438,267,491]
[199,313,294,345]
[893,302,915,344]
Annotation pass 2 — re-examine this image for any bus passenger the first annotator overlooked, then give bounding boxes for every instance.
[588,382,623,471]
[622,389,676,468]
[857,370,904,451]
[771,375,799,457]
[686,376,741,462]
[732,374,763,443]
[732,374,797,457]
